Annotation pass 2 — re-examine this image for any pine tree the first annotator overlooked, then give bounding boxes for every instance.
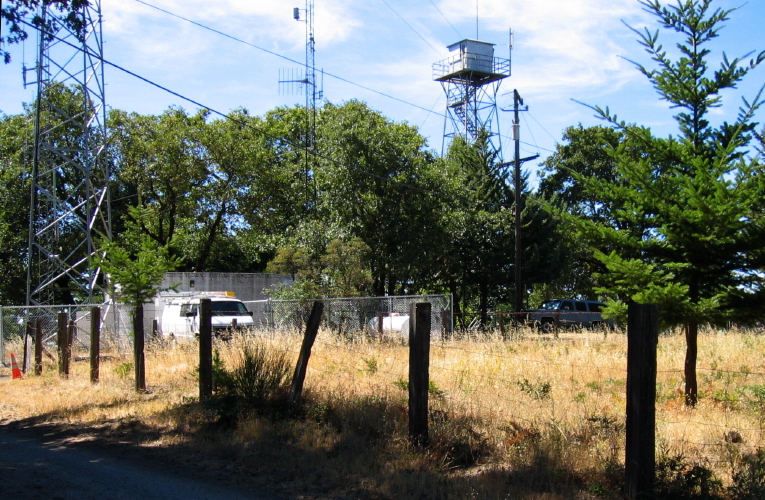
[575,0,765,406]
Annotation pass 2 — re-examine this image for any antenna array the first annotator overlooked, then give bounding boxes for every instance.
[281,0,322,207]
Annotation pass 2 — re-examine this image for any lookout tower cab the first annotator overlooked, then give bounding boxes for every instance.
[432,39,510,84]
[433,38,511,156]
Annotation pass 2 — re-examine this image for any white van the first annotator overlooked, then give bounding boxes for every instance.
[157,291,255,338]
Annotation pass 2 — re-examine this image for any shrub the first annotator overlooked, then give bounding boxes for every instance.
[729,449,765,500]
[214,342,291,412]
[654,452,723,499]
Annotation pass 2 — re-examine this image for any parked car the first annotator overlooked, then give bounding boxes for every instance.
[523,299,612,332]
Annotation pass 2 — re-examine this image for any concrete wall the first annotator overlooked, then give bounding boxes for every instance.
[159,272,292,302]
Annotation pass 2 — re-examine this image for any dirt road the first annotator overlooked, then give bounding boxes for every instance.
[0,424,279,499]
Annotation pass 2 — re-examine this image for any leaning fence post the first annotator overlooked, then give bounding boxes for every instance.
[626,303,659,500]
[289,301,323,405]
[90,306,101,383]
[199,298,213,401]
[409,302,431,447]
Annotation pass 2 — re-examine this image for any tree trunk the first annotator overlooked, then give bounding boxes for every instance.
[479,281,489,328]
[685,276,700,407]
[449,279,464,330]
[134,304,146,392]
[684,320,698,407]
[386,274,396,297]
[195,202,227,270]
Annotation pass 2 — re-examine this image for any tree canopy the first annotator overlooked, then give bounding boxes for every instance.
[1,0,90,63]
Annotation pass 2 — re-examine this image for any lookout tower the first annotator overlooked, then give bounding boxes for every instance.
[433,38,510,157]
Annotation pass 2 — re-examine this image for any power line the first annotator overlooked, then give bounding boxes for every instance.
[133,0,445,118]
[419,94,444,138]
[20,17,538,212]
[379,0,442,56]
[520,114,542,157]
[526,109,560,144]
[134,0,562,163]
[428,0,462,39]
[19,19,459,203]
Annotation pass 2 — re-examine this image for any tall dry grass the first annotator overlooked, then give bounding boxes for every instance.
[1,326,764,498]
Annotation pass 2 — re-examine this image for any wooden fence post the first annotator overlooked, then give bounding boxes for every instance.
[409,302,431,447]
[199,298,213,401]
[23,322,32,374]
[134,304,146,392]
[289,301,324,405]
[626,303,659,500]
[66,319,74,375]
[90,306,101,383]
[440,310,450,340]
[34,318,43,376]
[57,312,68,377]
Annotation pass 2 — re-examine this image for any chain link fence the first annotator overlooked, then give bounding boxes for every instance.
[0,303,135,364]
[244,294,452,339]
[1,294,452,364]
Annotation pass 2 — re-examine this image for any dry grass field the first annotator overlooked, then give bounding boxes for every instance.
[1,326,765,499]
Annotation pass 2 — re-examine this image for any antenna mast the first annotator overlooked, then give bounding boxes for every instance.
[286,1,322,206]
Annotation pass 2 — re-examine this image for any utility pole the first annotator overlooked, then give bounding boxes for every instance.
[513,89,523,313]
[509,90,538,313]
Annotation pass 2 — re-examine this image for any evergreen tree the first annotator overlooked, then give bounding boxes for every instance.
[573,0,765,406]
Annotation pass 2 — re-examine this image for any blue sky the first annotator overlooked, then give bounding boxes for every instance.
[1,0,763,184]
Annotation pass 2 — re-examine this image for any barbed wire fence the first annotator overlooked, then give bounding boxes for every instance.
[237,309,765,490]
[0,303,136,366]
[3,297,765,491]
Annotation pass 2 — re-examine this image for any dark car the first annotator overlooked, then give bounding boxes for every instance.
[524,299,612,332]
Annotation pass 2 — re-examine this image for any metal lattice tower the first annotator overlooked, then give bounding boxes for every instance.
[433,38,511,158]
[284,0,322,204]
[303,0,319,150]
[25,0,111,306]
